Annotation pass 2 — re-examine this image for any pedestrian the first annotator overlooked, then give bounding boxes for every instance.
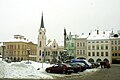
[103,61,106,68]
[100,61,103,68]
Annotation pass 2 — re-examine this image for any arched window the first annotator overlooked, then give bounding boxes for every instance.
[103,58,109,62]
[96,58,102,62]
[88,58,94,62]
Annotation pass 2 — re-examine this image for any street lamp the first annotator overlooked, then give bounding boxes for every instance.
[27,48,30,64]
[1,45,6,61]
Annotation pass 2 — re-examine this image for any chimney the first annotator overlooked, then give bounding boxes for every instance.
[89,33,91,35]
[97,30,99,35]
[103,31,105,34]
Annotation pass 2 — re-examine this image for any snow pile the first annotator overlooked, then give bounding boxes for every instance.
[0,61,53,79]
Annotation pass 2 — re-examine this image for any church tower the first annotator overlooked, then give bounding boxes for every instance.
[37,13,46,62]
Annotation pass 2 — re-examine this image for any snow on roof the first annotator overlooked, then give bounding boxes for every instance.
[78,34,89,38]
[87,30,112,40]
[4,38,30,43]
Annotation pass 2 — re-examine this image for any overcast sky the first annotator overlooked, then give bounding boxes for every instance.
[0,0,120,43]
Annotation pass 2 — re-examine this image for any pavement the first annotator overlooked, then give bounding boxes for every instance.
[58,64,120,80]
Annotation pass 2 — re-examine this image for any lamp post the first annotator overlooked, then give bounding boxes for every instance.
[1,45,6,61]
[27,48,30,64]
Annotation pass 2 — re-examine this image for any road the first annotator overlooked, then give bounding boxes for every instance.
[58,64,120,80]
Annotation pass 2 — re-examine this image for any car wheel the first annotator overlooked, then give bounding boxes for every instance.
[62,70,66,74]
[47,69,51,73]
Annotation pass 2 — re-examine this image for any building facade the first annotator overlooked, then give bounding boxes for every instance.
[110,33,120,63]
[75,34,87,59]
[37,13,64,63]
[3,35,37,62]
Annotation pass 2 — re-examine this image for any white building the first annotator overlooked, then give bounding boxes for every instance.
[87,30,112,63]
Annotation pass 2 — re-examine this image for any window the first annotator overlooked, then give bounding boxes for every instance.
[112,46,114,50]
[101,45,104,50]
[77,50,79,55]
[119,40,120,44]
[92,46,95,50]
[39,50,41,56]
[111,41,114,44]
[101,52,104,56]
[80,43,82,47]
[39,41,41,47]
[77,43,79,47]
[92,52,95,56]
[96,41,99,43]
[83,50,85,55]
[101,41,103,43]
[97,52,99,56]
[105,52,108,56]
[105,45,108,50]
[88,52,91,56]
[119,46,120,50]
[96,45,99,50]
[88,45,91,50]
[112,53,114,56]
[80,50,82,55]
[18,45,20,49]
[115,41,117,44]
[115,53,117,56]
[115,46,117,50]
[48,51,50,56]
[83,42,85,47]
[88,42,90,43]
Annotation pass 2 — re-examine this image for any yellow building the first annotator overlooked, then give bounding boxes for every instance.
[4,35,37,62]
[110,33,120,64]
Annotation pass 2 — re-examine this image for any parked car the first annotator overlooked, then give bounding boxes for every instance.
[73,62,86,72]
[45,63,74,74]
[69,63,81,73]
[71,59,92,69]
[90,62,100,68]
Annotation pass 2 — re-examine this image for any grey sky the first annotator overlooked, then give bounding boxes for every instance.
[0,0,120,43]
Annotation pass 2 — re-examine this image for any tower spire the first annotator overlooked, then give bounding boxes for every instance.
[40,12,44,28]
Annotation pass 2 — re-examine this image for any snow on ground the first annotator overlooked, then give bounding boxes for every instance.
[0,60,100,79]
[0,60,53,79]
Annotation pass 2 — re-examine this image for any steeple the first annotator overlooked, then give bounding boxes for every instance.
[40,12,44,28]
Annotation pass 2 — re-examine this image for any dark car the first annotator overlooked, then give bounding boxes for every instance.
[72,59,92,69]
[91,62,100,68]
[74,62,86,72]
[45,63,74,74]
[69,63,81,73]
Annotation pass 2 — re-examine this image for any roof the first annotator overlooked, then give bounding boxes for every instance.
[87,30,112,40]
[78,34,89,38]
[4,38,30,43]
